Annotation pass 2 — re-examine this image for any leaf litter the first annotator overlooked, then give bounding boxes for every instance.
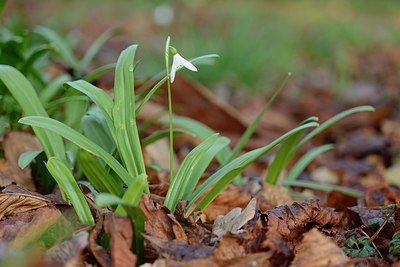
[2,45,400,266]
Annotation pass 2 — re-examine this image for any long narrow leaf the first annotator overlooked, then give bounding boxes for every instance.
[265,117,319,185]
[0,65,67,163]
[66,80,115,136]
[20,44,51,74]
[115,173,147,215]
[112,45,146,179]
[279,180,363,197]
[228,73,291,163]
[46,157,94,224]
[171,116,232,165]
[285,144,334,181]
[19,116,134,186]
[143,129,191,146]
[164,134,230,212]
[296,106,374,149]
[39,74,71,104]
[18,150,43,169]
[78,150,123,196]
[81,29,118,70]
[83,63,116,83]
[188,122,319,211]
[35,26,80,72]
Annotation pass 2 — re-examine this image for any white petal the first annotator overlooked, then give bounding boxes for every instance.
[170,55,178,83]
[176,53,197,72]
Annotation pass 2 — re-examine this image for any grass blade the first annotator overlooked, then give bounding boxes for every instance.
[143,129,191,146]
[279,180,363,198]
[78,150,123,196]
[171,116,232,165]
[81,29,118,70]
[18,150,43,169]
[285,144,335,181]
[115,173,147,215]
[188,122,319,211]
[82,107,115,154]
[39,74,70,104]
[227,73,291,163]
[296,106,375,149]
[164,134,230,212]
[66,80,115,133]
[112,45,146,179]
[19,116,135,186]
[20,44,51,75]
[35,26,80,72]
[0,65,67,163]
[265,117,319,185]
[83,63,116,83]
[46,157,94,224]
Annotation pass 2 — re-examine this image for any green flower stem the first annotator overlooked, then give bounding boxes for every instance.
[165,36,174,181]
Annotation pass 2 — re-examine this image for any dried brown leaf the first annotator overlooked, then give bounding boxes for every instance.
[139,194,186,242]
[256,183,293,212]
[0,185,51,220]
[104,213,136,267]
[202,184,252,222]
[143,234,214,261]
[265,200,347,240]
[45,231,89,267]
[290,228,349,267]
[1,131,41,190]
[88,213,111,267]
[10,207,70,249]
[212,198,256,237]
[213,235,246,262]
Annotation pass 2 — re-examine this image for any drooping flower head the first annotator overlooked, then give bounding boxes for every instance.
[169,46,197,83]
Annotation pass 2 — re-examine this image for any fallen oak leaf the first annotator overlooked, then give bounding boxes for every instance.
[1,131,41,191]
[212,198,257,238]
[0,184,51,220]
[139,194,187,242]
[290,228,349,267]
[265,200,348,240]
[104,213,137,267]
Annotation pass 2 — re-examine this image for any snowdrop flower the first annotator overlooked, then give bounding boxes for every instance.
[170,46,197,83]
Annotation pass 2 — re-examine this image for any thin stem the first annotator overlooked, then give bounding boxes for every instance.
[165,36,174,181]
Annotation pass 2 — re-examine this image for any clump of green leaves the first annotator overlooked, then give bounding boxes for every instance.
[343,235,378,257]
[389,231,400,256]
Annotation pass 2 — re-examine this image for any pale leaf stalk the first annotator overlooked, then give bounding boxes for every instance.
[165,36,174,181]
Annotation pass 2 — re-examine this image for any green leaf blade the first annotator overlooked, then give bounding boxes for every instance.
[46,157,94,224]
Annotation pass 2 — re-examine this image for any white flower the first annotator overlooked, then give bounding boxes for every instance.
[170,52,197,83]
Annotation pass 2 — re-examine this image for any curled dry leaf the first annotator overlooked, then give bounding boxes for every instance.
[265,200,348,240]
[88,213,111,267]
[0,131,41,190]
[45,231,89,267]
[291,228,349,267]
[212,198,257,238]
[202,184,252,222]
[0,184,51,220]
[7,207,70,249]
[104,213,137,267]
[256,183,293,212]
[139,194,186,242]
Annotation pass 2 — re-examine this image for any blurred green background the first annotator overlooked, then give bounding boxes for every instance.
[4,0,400,94]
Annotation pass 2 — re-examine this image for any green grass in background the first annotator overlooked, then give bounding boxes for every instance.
[6,0,400,94]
